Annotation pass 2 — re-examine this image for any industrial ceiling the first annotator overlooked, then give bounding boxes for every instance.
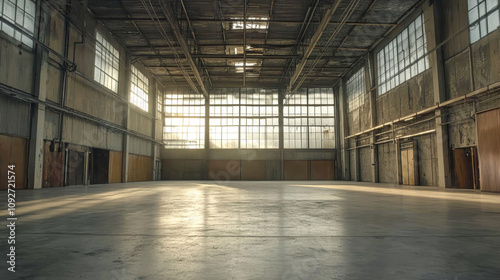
[86,0,421,95]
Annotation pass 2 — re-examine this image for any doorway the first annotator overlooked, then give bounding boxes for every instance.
[451,147,479,189]
[90,148,109,185]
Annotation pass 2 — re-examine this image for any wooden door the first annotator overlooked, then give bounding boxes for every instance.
[452,148,474,189]
[401,141,418,186]
[477,108,500,192]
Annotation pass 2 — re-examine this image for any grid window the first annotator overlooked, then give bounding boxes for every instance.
[0,0,36,47]
[240,88,279,149]
[284,88,335,149]
[156,91,163,119]
[307,88,335,149]
[346,68,366,112]
[209,118,239,149]
[468,0,500,44]
[94,32,119,92]
[209,88,239,149]
[164,90,205,149]
[130,66,149,112]
[377,14,429,96]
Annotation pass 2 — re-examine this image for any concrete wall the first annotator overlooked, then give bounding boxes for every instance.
[342,0,500,188]
[0,0,160,188]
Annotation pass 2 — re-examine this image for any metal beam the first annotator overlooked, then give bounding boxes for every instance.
[286,0,342,94]
[158,0,209,97]
[134,54,360,60]
[94,17,396,26]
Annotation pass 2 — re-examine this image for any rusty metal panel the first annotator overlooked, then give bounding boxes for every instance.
[42,141,65,188]
[241,160,266,181]
[0,135,12,190]
[310,160,334,180]
[477,109,500,192]
[0,135,28,190]
[9,137,27,189]
[208,160,241,181]
[108,151,122,183]
[284,160,308,180]
[452,148,474,189]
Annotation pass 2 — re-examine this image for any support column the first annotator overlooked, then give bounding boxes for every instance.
[27,52,48,189]
[27,4,49,189]
[122,60,131,183]
[366,53,379,183]
[279,88,284,180]
[151,80,158,181]
[204,97,210,179]
[426,0,451,188]
[339,78,351,180]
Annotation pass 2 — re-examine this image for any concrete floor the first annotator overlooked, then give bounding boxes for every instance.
[1,181,500,279]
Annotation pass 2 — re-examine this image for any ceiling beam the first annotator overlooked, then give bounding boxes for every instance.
[94,17,396,26]
[134,54,360,60]
[286,0,342,94]
[158,0,209,97]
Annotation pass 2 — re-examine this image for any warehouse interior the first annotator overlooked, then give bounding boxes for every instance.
[1,0,500,278]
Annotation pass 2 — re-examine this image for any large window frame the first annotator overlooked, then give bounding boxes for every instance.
[284,88,335,149]
[346,67,366,113]
[0,0,36,47]
[94,32,120,93]
[130,65,149,112]
[377,14,429,96]
[164,91,205,149]
[468,0,500,44]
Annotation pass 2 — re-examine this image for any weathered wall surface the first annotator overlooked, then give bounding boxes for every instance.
[0,0,159,188]
[343,0,500,187]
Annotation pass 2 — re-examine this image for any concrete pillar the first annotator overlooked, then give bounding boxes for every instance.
[27,5,49,189]
[426,0,451,188]
[366,53,379,183]
[151,80,158,181]
[278,88,284,180]
[122,60,131,183]
[339,78,351,180]
[204,97,210,179]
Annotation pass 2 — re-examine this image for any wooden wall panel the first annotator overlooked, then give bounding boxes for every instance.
[284,160,308,180]
[108,151,122,183]
[0,135,27,190]
[162,159,204,180]
[241,160,266,181]
[477,109,500,192]
[208,160,241,181]
[42,141,65,188]
[127,154,153,182]
[310,160,334,180]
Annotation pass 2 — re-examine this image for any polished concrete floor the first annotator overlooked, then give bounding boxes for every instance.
[1,181,500,279]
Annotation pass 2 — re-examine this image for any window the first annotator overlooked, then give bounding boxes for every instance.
[231,17,269,30]
[468,0,500,43]
[94,32,119,92]
[130,66,149,112]
[209,88,240,149]
[0,0,36,47]
[377,14,428,95]
[307,88,335,149]
[156,90,163,119]
[346,68,366,112]
[240,88,279,149]
[284,89,308,149]
[164,90,205,149]
[284,88,335,149]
